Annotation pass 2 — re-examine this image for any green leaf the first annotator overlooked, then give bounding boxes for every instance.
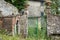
[11,0,16,3]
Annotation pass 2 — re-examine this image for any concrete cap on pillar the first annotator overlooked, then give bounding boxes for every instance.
[45,0,51,3]
[45,0,52,6]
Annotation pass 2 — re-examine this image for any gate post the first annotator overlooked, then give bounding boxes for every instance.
[45,0,51,40]
[20,3,29,38]
[45,0,51,36]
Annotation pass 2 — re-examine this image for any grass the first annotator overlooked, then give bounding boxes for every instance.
[0,34,19,40]
[0,17,50,40]
[0,34,45,40]
[0,28,50,40]
[0,30,48,40]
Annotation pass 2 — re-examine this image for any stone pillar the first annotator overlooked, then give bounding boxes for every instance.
[45,0,51,36]
[20,13,28,38]
[20,6,29,38]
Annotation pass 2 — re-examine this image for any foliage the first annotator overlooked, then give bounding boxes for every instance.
[28,16,48,40]
[0,34,19,40]
[51,0,60,15]
[5,0,28,10]
[0,29,7,35]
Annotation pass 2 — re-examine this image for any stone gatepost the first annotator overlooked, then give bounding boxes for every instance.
[20,14,28,38]
[45,0,51,36]
[20,8,29,38]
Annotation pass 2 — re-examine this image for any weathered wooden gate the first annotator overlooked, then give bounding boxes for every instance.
[28,17,38,37]
[27,1,41,38]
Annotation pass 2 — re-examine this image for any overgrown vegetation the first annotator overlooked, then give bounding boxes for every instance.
[5,0,28,10]
[0,34,19,40]
[51,0,60,15]
[0,16,48,40]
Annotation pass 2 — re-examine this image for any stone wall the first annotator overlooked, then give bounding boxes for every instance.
[47,13,60,40]
[0,18,3,29]
[0,0,19,17]
[3,18,12,32]
[51,36,60,40]
[47,13,60,36]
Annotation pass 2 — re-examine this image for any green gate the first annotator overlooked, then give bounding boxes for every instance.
[28,17,38,38]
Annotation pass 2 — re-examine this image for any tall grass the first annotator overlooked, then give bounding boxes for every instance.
[0,34,19,40]
[0,16,51,40]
